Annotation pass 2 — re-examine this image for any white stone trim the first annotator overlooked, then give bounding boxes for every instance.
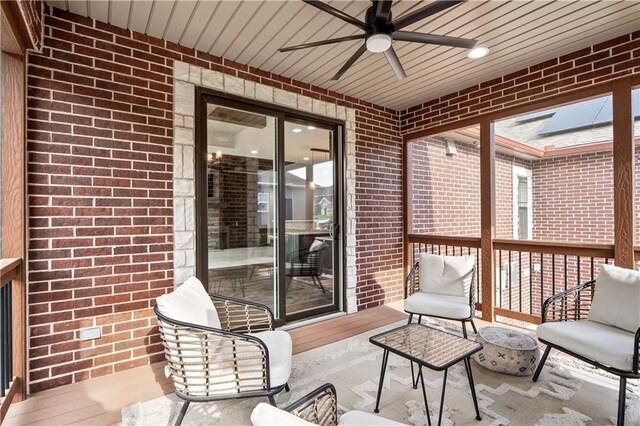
[172,61,358,313]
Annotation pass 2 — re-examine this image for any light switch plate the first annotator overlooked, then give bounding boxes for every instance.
[79,327,102,341]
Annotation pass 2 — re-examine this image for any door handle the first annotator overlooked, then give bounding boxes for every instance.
[331,223,340,240]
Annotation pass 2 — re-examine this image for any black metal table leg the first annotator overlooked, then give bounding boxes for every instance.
[464,357,482,421]
[411,361,419,389]
[374,349,390,413]
[418,365,432,426]
[437,368,448,426]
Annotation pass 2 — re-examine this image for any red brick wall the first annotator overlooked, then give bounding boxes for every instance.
[26,6,402,392]
[532,151,615,244]
[410,136,480,237]
[400,31,640,135]
[409,135,530,239]
[354,109,403,309]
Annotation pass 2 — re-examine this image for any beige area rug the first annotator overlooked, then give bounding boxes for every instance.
[122,320,639,425]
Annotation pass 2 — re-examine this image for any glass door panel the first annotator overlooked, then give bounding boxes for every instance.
[205,103,279,316]
[284,121,336,316]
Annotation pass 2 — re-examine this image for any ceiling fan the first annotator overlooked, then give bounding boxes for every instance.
[279,0,477,81]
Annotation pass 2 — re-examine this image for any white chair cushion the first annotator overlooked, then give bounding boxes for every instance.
[419,253,475,298]
[156,276,221,329]
[249,330,292,387]
[250,402,315,425]
[589,265,640,333]
[404,292,472,320]
[338,411,408,425]
[309,239,327,252]
[537,320,636,372]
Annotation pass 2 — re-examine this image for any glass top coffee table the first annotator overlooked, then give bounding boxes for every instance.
[369,323,483,426]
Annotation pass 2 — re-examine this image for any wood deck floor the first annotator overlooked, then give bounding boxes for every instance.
[4,303,409,426]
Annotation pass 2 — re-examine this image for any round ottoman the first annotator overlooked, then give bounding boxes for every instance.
[473,327,539,376]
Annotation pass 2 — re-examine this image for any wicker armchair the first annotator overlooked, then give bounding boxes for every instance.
[404,253,478,339]
[533,265,640,426]
[250,383,407,425]
[284,383,338,425]
[286,239,328,293]
[155,277,292,426]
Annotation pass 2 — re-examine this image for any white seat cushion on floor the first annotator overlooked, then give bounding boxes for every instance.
[404,292,472,319]
[537,320,636,372]
[248,330,292,387]
[250,403,315,425]
[339,411,408,425]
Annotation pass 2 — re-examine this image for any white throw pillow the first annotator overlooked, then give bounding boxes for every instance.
[156,276,221,329]
[250,403,315,425]
[589,264,640,333]
[309,239,327,252]
[419,253,475,298]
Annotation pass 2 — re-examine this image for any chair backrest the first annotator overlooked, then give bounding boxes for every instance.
[418,253,475,298]
[306,239,328,264]
[589,264,640,333]
[251,384,339,425]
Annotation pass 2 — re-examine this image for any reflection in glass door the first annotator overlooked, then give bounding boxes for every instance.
[284,121,336,317]
[204,103,279,315]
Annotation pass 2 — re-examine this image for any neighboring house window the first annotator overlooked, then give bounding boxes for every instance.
[512,166,532,240]
[257,192,269,213]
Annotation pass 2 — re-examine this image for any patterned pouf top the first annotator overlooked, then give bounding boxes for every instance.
[478,327,537,351]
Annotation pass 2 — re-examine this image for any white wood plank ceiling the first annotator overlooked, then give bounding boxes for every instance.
[46,0,640,111]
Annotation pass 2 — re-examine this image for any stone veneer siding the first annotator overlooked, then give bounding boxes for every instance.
[26,6,402,393]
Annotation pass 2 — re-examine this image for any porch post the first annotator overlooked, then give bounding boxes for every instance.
[2,51,27,402]
[612,79,635,269]
[403,141,413,297]
[480,120,495,322]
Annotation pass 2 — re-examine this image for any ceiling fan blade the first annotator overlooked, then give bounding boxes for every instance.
[302,0,368,30]
[391,0,464,30]
[279,34,365,52]
[383,46,407,80]
[393,31,477,48]
[331,43,368,81]
[375,0,393,28]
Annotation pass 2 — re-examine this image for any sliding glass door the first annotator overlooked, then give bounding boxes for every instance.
[196,91,342,324]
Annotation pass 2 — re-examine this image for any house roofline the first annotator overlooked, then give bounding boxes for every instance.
[455,128,640,160]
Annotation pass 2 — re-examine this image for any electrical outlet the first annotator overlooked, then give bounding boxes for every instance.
[79,327,102,341]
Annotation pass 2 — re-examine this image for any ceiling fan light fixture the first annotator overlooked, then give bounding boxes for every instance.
[366,33,392,53]
[467,46,489,59]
